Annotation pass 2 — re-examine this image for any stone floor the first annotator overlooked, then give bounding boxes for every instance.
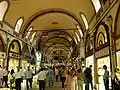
[0,75,106,90]
[0,75,63,90]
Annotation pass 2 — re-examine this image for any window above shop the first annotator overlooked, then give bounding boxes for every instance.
[30,32,36,42]
[15,17,24,33]
[26,26,33,38]
[73,36,78,44]
[75,32,80,42]
[0,1,8,21]
[91,0,101,13]
[76,24,83,37]
[80,13,89,30]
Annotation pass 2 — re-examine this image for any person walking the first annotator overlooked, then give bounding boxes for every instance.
[46,67,53,87]
[103,65,109,90]
[13,67,22,90]
[25,66,33,90]
[61,66,67,88]
[2,67,9,88]
[77,68,85,90]
[84,67,93,90]
[55,67,59,82]
[69,68,77,90]
[0,65,3,88]
[38,68,46,90]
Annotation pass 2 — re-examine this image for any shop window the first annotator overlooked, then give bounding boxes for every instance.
[15,17,24,33]
[0,1,8,21]
[80,13,89,30]
[91,0,101,13]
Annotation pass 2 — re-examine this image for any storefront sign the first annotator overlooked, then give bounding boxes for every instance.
[9,53,20,59]
[95,47,109,58]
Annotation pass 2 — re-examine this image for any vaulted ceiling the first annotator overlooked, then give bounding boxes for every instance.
[3,0,96,61]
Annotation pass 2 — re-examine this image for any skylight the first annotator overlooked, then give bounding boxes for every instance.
[81,14,89,30]
[76,25,83,37]
[15,18,23,33]
[0,1,8,21]
[91,0,101,13]
[26,27,33,38]
[75,32,80,42]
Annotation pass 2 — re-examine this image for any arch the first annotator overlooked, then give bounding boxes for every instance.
[22,8,83,38]
[30,32,36,42]
[115,5,120,37]
[79,12,89,30]
[91,0,101,13]
[45,43,72,53]
[47,47,71,56]
[97,32,105,47]
[7,39,21,70]
[94,22,109,48]
[26,26,33,38]
[14,17,24,33]
[0,0,9,21]
[37,30,75,50]
[75,24,83,37]
[42,36,72,48]
[8,39,21,54]
[0,34,5,52]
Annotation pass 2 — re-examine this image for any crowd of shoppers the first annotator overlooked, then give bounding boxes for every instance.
[0,64,120,90]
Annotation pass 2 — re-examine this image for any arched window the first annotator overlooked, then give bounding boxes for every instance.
[91,0,101,13]
[76,24,83,37]
[15,17,24,33]
[26,27,33,38]
[30,32,36,42]
[73,36,78,44]
[0,1,8,21]
[80,13,89,30]
[75,32,80,42]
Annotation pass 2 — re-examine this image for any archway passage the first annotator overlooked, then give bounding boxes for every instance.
[7,40,21,71]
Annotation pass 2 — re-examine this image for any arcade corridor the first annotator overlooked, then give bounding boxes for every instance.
[0,0,120,90]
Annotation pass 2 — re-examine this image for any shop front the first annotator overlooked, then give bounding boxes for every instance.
[9,52,20,72]
[0,35,5,67]
[86,55,94,83]
[7,40,21,71]
[95,47,111,90]
[116,39,120,68]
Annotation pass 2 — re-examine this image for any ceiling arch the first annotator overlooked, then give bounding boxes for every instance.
[45,43,72,53]
[43,36,72,46]
[21,8,83,38]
